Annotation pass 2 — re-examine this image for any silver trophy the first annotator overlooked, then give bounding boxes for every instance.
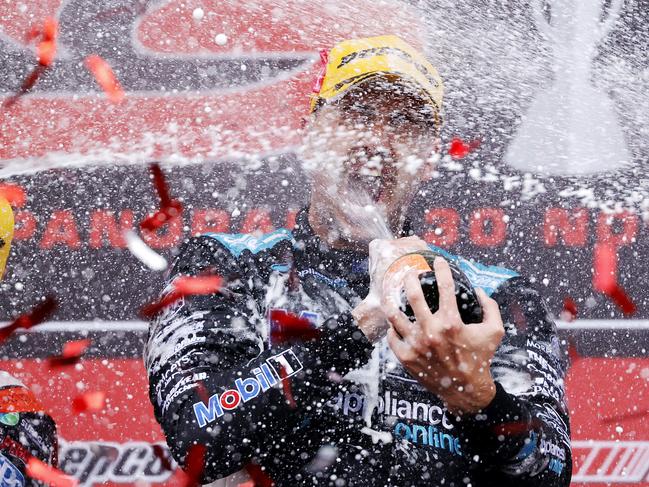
[504,0,630,176]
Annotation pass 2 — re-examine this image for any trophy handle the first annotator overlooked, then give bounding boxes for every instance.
[532,0,555,41]
[598,0,625,38]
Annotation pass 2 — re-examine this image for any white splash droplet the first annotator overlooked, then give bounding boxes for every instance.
[192,7,204,21]
[124,230,168,271]
[214,33,228,46]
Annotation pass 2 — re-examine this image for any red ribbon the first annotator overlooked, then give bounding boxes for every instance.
[48,339,92,367]
[449,137,480,159]
[0,296,57,343]
[140,163,184,231]
[72,391,106,413]
[3,18,58,107]
[593,243,636,315]
[84,55,125,103]
[140,275,223,318]
[269,310,319,343]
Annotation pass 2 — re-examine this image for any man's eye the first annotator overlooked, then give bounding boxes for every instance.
[0,238,4,249]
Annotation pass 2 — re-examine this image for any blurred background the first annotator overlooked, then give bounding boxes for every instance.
[1,0,648,485]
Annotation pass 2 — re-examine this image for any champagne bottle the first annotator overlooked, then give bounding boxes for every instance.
[383,250,483,324]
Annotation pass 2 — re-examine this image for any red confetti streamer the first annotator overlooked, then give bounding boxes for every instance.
[559,297,578,322]
[244,463,274,487]
[140,275,223,318]
[0,296,57,343]
[84,54,125,103]
[41,18,58,41]
[607,285,636,315]
[140,163,183,231]
[38,40,56,67]
[593,243,636,315]
[3,18,58,107]
[269,310,320,344]
[27,457,78,487]
[150,163,172,207]
[311,49,329,95]
[36,18,58,67]
[139,203,182,231]
[448,138,480,159]
[140,289,184,318]
[151,444,174,472]
[593,243,617,293]
[174,275,223,295]
[48,339,91,367]
[567,338,581,366]
[3,65,48,108]
[61,339,91,357]
[278,366,296,409]
[72,391,106,413]
[0,184,27,206]
[181,444,206,487]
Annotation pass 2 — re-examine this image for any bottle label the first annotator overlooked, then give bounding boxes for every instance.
[383,253,432,304]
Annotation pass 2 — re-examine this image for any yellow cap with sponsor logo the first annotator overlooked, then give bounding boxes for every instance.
[0,197,14,279]
[309,35,444,125]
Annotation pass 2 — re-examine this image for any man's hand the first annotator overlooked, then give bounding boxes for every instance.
[383,257,505,415]
[353,236,429,342]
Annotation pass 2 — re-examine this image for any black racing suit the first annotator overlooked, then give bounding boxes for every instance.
[144,208,572,486]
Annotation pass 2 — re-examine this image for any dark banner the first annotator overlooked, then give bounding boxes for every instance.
[0,163,647,324]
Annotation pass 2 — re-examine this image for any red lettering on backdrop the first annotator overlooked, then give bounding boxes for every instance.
[191,209,230,236]
[240,208,274,234]
[0,184,27,207]
[89,210,134,249]
[543,208,589,246]
[469,208,506,247]
[13,211,37,240]
[142,215,183,249]
[423,208,459,247]
[40,210,81,249]
[596,211,638,248]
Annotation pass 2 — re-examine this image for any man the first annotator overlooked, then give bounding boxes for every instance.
[145,36,571,486]
[0,197,59,486]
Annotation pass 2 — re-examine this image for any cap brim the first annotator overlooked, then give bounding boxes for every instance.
[312,71,442,129]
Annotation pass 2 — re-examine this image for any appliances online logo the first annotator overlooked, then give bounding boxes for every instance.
[193,349,302,427]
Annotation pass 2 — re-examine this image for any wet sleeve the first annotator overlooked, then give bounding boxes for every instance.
[450,278,572,486]
[144,236,373,483]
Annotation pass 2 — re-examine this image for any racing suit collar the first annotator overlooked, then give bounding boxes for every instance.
[292,207,414,290]
[293,207,369,287]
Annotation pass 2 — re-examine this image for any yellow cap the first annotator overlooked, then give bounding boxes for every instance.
[310,35,443,126]
[0,197,14,279]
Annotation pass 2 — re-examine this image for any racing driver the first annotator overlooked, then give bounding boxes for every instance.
[145,35,571,486]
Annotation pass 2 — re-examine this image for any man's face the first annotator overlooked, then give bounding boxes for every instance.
[301,80,439,247]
